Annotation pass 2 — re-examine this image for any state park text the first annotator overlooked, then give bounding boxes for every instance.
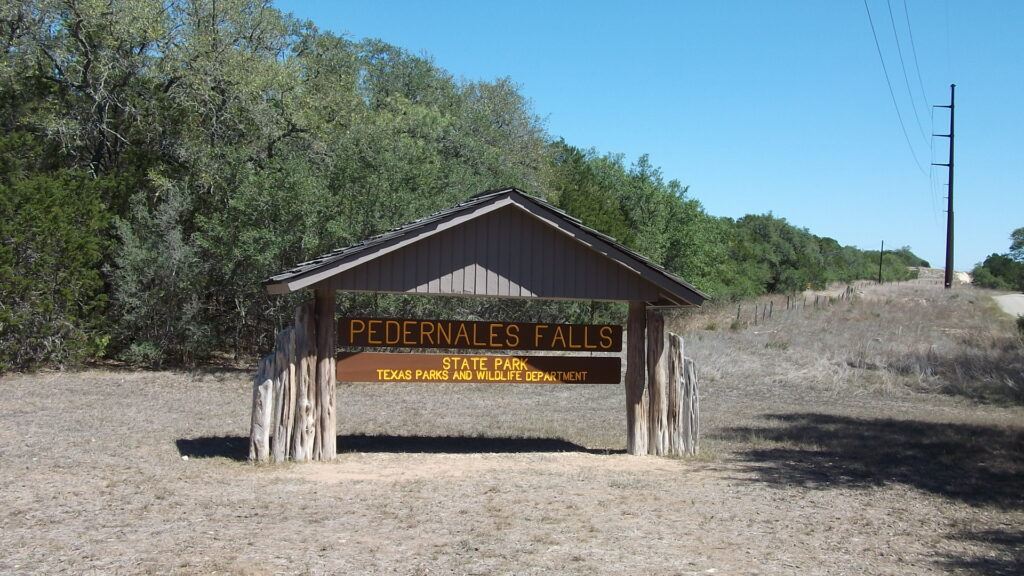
[339,318,622,352]
[336,352,622,384]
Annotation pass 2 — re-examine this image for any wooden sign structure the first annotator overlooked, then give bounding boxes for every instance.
[253,187,706,462]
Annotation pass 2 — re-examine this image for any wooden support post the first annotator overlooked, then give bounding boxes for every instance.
[291,301,316,462]
[314,287,337,461]
[270,327,296,463]
[248,354,274,462]
[624,302,649,455]
[666,333,685,456]
[682,358,700,455]
[646,310,668,455]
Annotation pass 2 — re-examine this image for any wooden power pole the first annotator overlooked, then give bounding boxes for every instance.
[878,240,884,284]
[933,84,955,289]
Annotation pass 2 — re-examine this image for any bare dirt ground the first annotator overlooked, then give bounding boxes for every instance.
[1,281,1022,575]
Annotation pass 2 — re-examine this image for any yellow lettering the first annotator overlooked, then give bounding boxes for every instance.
[367,319,383,345]
[349,319,366,344]
[566,325,582,349]
[534,324,548,348]
[384,320,401,345]
[436,321,452,347]
[489,323,502,348]
[421,321,435,345]
[471,324,487,347]
[599,326,613,350]
[402,320,416,345]
[551,326,567,349]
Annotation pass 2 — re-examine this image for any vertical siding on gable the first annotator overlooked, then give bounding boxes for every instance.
[329,206,661,302]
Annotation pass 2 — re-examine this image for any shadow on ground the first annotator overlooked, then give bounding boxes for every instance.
[939,528,1024,576]
[716,412,1024,508]
[176,435,621,460]
[176,436,249,461]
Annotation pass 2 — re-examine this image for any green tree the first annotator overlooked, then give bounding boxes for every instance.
[1010,227,1024,262]
[111,183,210,366]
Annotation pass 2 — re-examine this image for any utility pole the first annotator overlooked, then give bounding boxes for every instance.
[878,240,885,284]
[933,84,955,289]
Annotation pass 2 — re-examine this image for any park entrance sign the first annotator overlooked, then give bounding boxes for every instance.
[338,316,623,384]
[249,187,706,463]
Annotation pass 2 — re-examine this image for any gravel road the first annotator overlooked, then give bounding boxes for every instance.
[994,293,1024,317]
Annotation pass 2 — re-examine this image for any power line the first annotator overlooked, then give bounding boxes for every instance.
[885,0,928,143]
[863,0,928,176]
[928,107,939,227]
[902,0,929,104]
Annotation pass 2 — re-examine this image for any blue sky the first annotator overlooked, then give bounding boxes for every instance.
[275,0,1023,269]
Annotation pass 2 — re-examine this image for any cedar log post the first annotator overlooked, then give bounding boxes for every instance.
[624,301,649,455]
[683,357,700,455]
[248,354,274,462]
[646,310,668,455]
[314,286,337,461]
[270,327,296,463]
[666,333,685,456]
[291,301,316,462]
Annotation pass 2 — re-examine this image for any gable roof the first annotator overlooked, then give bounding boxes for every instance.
[263,188,707,306]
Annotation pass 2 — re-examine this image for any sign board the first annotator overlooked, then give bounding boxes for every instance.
[337,352,621,384]
[339,317,622,352]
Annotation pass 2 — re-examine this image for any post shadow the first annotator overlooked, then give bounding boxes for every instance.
[175,434,623,461]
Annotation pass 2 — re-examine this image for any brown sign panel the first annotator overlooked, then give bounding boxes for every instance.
[337,352,621,384]
[338,318,622,352]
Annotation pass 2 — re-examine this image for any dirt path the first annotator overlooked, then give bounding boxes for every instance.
[994,293,1024,317]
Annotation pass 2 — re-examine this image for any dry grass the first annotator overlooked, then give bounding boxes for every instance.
[672,279,1024,404]
[0,281,1022,574]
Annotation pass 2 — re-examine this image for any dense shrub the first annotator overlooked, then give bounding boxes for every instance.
[0,172,109,370]
[110,187,211,368]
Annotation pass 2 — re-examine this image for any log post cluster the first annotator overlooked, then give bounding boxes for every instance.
[249,290,337,463]
[627,303,700,456]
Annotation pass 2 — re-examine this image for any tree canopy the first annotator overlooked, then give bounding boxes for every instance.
[972,227,1024,292]
[1,0,928,369]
